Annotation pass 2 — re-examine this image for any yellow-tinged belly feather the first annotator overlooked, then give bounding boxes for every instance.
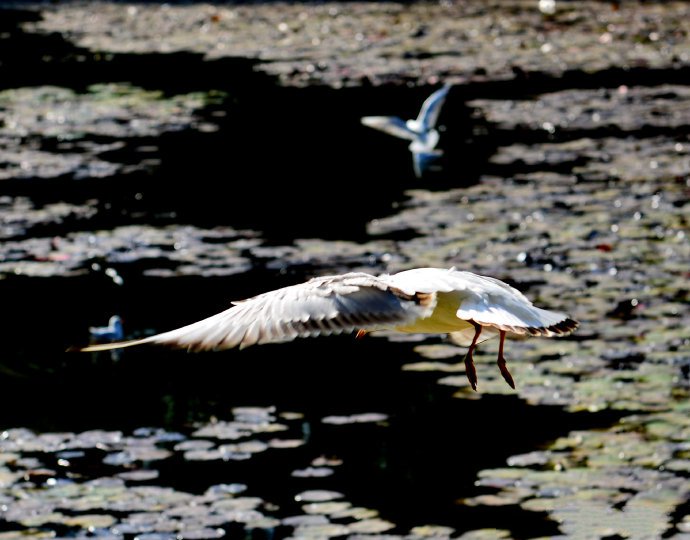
[393,291,473,334]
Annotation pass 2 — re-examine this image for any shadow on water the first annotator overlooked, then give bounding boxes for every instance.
[1,337,619,538]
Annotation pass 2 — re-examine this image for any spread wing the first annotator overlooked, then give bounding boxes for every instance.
[416,84,451,132]
[74,273,433,353]
[361,116,418,141]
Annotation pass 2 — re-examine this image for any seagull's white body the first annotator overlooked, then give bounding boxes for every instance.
[76,267,577,389]
[361,85,451,178]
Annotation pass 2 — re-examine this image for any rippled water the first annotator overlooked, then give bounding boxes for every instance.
[1,4,690,539]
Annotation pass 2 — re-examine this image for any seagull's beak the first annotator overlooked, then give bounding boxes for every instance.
[355,329,368,339]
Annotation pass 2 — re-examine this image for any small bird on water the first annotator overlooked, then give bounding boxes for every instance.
[74,267,578,391]
[89,315,124,342]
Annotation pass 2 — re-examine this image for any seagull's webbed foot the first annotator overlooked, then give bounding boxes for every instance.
[464,322,482,391]
[497,330,516,389]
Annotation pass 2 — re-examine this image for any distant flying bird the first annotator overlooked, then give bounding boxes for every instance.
[361,84,451,178]
[89,315,124,342]
[74,267,578,391]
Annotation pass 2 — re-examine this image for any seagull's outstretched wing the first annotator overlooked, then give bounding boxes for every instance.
[74,273,434,353]
[415,84,451,132]
[361,116,418,141]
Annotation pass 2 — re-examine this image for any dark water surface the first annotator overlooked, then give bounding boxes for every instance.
[0,292,623,538]
[1,4,689,539]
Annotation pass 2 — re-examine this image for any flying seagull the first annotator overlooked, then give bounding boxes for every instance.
[74,267,578,391]
[361,84,451,178]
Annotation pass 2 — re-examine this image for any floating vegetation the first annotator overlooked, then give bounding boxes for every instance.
[0,224,258,279]
[0,84,220,181]
[261,238,401,277]
[290,457,343,479]
[470,85,690,133]
[347,518,396,533]
[291,467,335,478]
[295,490,345,502]
[467,419,690,538]
[0,406,384,538]
[321,413,389,425]
[0,197,99,241]
[302,501,353,515]
[25,2,690,87]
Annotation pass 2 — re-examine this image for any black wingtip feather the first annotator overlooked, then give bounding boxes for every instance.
[547,318,579,335]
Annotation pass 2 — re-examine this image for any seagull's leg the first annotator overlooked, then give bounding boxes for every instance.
[497,330,516,389]
[464,322,482,391]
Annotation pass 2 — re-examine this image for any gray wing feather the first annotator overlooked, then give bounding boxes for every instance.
[416,84,450,132]
[361,116,418,141]
[76,273,428,352]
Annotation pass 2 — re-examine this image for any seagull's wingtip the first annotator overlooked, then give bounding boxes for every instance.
[70,342,120,353]
[546,317,579,337]
[360,116,390,128]
[68,338,148,353]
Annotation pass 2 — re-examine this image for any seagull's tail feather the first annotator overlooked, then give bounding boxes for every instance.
[540,317,580,336]
[492,316,579,338]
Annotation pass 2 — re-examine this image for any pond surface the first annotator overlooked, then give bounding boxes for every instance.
[1,3,689,539]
